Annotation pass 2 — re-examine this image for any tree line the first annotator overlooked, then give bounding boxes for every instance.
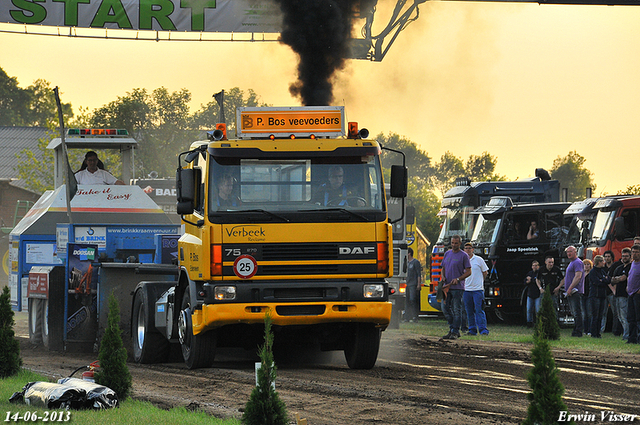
[1,66,603,248]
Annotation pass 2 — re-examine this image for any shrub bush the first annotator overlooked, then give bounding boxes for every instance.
[95,292,132,401]
[0,285,22,378]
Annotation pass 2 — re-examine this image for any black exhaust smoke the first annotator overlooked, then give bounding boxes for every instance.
[274,0,371,106]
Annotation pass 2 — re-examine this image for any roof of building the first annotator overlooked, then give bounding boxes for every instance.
[0,126,49,192]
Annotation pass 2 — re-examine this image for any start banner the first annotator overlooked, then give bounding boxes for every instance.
[0,0,282,33]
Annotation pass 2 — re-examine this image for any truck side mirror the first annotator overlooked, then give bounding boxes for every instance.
[406,206,416,224]
[390,165,408,198]
[176,168,196,215]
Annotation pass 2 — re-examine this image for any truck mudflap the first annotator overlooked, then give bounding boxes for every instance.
[191,301,392,334]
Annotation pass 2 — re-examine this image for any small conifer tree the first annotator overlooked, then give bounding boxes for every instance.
[534,288,561,341]
[523,318,573,425]
[242,311,288,425]
[95,292,132,401]
[0,285,22,378]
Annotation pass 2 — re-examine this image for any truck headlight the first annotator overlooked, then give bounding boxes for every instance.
[364,284,384,298]
[215,286,236,300]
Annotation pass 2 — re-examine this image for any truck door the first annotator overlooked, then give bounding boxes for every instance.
[613,207,640,256]
[501,212,541,284]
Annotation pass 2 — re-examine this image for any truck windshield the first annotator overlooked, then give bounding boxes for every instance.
[566,216,593,245]
[208,155,384,215]
[591,210,616,242]
[436,206,477,244]
[471,215,501,245]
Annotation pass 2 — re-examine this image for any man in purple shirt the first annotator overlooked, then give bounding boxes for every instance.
[625,244,640,344]
[440,235,471,339]
[562,245,585,337]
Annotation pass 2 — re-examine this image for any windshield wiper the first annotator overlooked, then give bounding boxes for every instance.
[306,208,370,221]
[235,209,290,222]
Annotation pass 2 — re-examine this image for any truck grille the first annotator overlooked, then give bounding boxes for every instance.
[262,264,339,275]
[262,243,338,261]
[222,242,378,277]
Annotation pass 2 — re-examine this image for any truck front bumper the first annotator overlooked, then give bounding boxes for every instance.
[192,300,392,334]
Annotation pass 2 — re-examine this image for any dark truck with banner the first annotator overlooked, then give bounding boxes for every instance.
[430,172,560,292]
[470,196,571,321]
[132,106,407,370]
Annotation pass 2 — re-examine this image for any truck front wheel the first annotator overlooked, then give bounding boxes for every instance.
[132,286,170,364]
[344,323,381,369]
[178,289,216,369]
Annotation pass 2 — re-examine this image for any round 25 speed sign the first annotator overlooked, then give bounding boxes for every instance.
[233,255,257,279]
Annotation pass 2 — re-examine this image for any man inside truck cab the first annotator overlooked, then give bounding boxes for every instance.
[216,173,241,208]
[313,166,364,207]
[75,151,125,185]
[527,221,540,240]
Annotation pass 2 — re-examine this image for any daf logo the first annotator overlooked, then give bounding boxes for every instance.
[339,246,375,255]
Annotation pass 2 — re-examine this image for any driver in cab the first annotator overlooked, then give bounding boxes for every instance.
[313,166,364,207]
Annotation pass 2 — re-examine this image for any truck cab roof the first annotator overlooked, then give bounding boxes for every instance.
[471,196,571,216]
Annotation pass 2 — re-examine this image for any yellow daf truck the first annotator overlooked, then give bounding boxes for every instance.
[132,106,407,369]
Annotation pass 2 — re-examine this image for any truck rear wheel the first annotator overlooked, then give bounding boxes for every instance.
[28,298,43,345]
[178,289,216,369]
[132,286,170,364]
[344,323,381,369]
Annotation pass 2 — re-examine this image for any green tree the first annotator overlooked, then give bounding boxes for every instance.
[376,132,433,188]
[550,151,596,202]
[534,288,560,341]
[90,87,198,178]
[0,67,31,126]
[0,285,22,378]
[0,68,72,126]
[432,151,465,197]
[376,133,442,244]
[95,292,132,401]
[409,184,442,247]
[523,319,572,425]
[242,311,288,425]
[15,128,57,194]
[25,79,73,127]
[617,184,640,196]
[192,87,268,134]
[465,152,506,182]
[432,151,506,197]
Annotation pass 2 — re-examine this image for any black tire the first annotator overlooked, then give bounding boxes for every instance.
[41,298,49,348]
[28,298,43,345]
[344,323,381,370]
[178,289,216,369]
[132,286,171,364]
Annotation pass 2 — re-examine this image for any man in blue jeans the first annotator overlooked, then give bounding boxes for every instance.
[463,243,489,335]
[626,244,640,344]
[440,235,471,340]
[525,260,542,327]
[561,245,585,337]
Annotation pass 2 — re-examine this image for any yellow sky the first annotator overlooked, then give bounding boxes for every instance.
[1,1,639,195]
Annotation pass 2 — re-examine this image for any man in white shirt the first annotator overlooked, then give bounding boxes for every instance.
[75,151,125,185]
[463,242,490,335]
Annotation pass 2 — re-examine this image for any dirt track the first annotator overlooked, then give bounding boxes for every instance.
[13,312,640,424]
